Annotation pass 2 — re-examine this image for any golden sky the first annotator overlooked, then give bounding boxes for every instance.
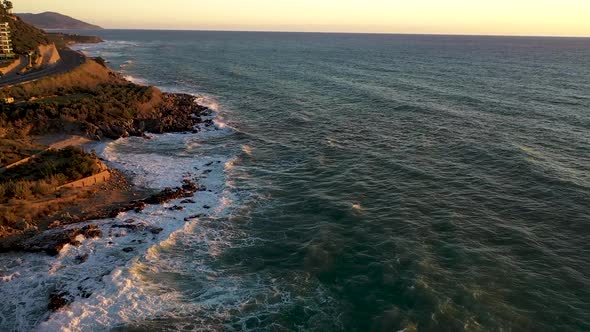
[15,0,590,36]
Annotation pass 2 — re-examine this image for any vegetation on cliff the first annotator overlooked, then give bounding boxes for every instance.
[0,5,50,54]
[48,32,104,49]
[0,82,163,138]
[0,146,101,202]
[0,5,208,241]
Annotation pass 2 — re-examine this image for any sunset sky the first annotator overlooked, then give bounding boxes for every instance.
[15,0,590,37]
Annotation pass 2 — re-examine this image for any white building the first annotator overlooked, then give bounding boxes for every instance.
[0,22,15,59]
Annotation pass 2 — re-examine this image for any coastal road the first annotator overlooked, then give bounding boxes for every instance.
[0,49,85,88]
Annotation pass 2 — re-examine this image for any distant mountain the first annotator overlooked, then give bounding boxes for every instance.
[16,12,103,30]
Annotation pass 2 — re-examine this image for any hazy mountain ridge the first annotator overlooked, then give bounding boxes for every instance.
[16,12,103,30]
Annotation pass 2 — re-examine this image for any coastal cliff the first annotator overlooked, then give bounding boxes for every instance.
[0,59,212,242]
[0,26,212,247]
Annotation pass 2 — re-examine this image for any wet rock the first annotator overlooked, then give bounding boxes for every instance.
[13,225,103,256]
[133,202,146,213]
[182,179,198,192]
[48,291,71,311]
[108,183,198,218]
[112,223,146,232]
[122,247,134,253]
[149,227,163,235]
[144,188,186,204]
[78,287,92,299]
[203,205,211,209]
[180,199,196,204]
[184,214,203,221]
[82,225,103,239]
[168,205,184,211]
[75,253,89,264]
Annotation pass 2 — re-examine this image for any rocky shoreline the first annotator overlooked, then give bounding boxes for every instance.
[0,178,200,256]
[85,92,213,140]
[0,91,214,256]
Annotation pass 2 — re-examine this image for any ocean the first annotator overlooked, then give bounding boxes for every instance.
[1,31,589,331]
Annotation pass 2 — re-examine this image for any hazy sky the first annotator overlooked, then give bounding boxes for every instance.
[14,0,590,36]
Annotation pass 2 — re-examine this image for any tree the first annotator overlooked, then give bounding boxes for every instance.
[3,1,12,13]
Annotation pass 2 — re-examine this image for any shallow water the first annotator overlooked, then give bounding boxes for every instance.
[1,31,590,331]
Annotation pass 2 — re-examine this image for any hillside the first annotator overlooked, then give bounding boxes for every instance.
[16,12,102,30]
[0,7,49,54]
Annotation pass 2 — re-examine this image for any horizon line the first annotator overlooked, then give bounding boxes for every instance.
[63,27,590,39]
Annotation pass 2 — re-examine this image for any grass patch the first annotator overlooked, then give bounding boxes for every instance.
[0,146,101,203]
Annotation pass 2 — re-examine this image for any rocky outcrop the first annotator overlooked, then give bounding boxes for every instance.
[33,43,61,68]
[0,224,102,256]
[48,292,72,311]
[47,33,104,48]
[85,93,211,140]
[108,179,200,218]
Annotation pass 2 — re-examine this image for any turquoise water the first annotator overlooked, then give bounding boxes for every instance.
[55,32,590,330]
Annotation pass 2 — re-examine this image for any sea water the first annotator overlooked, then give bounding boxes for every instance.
[1,31,589,331]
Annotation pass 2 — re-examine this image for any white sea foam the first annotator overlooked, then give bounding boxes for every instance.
[0,42,340,331]
[123,75,148,86]
[0,94,243,331]
[195,94,221,112]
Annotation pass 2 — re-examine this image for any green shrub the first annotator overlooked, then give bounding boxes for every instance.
[0,147,101,202]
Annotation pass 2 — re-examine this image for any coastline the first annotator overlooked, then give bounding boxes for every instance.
[0,34,238,326]
[0,49,214,254]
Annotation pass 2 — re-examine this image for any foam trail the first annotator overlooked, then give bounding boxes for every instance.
[0,96,240,331]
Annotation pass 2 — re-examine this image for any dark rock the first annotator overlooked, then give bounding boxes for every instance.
[168,205,184,211]
[85,93,207,140]
[13,225,103,256]
[75,253,89,264]
[184,214,203,221]
[180,199,196,204]
[149,227,163,235]
[144,188,184,204]
[107,179,200,218]
[182,179,198,191]
[112,223,146,232]
[78,287,92,299]
[203,205,211,209]
[122,247,134,253]
[48,292,71,311]
[133,202,146,213]
[82,225,103,239]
